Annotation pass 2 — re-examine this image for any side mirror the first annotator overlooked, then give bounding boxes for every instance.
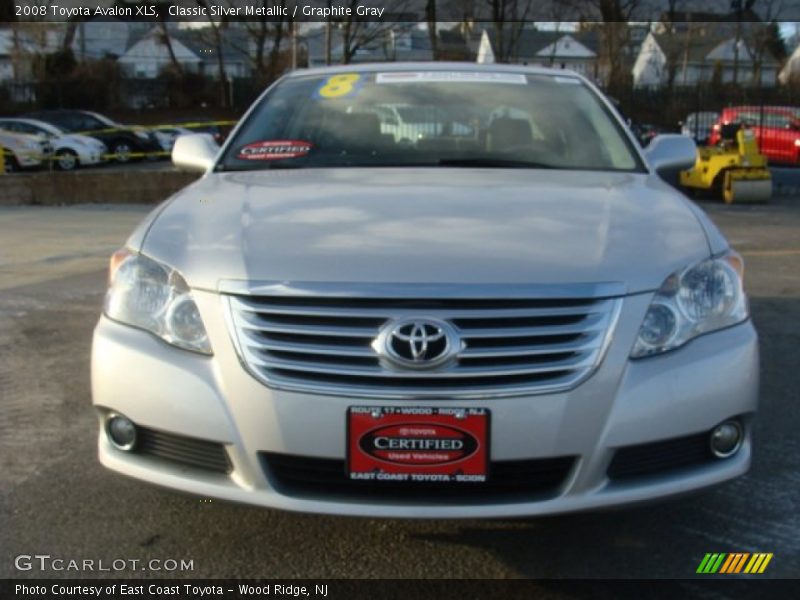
[643,134,697,172]
[172,133,219,172]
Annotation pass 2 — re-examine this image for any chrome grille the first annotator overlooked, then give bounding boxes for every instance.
[225,286,622,399]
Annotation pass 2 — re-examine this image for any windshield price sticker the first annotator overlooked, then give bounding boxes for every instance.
[237,140,312,160]
[376,72,527,85]
[348,406,489,483]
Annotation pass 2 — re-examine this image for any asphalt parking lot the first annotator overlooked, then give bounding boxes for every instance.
[1,197,798,581]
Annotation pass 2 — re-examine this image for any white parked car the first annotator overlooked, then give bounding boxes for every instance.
[365,104,473,144]
[0,128,53,171]
[0,118,107,170]
[153,126,194,154]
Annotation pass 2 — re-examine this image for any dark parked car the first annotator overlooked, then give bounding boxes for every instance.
[680,111,720,145]
[23,110,161,162]
[631,122,664,147]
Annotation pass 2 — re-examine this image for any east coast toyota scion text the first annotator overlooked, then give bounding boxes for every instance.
[92,64,759,518]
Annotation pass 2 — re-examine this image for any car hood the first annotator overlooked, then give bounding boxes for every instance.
[140,168,711,295]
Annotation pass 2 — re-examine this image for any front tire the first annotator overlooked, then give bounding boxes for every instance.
[2,150,19,173]
[55,149,79,171]
[111,140,133,163]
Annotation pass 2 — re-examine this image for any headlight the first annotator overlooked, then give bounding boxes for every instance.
[104,249,212,355]
[631,252,748,358]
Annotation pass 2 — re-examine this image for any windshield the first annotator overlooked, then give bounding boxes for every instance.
[89,112,119,128]
[32,121,63,135]
[218,70,642,172]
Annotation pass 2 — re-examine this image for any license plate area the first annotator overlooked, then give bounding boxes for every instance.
[347,406,490,484]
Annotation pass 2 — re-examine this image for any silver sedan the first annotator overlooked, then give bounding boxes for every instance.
[91,63,758,518]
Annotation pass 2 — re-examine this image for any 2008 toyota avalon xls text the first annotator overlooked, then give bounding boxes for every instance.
[91,63,758,518]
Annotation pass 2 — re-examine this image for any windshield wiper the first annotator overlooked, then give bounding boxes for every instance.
[437,158,560,169]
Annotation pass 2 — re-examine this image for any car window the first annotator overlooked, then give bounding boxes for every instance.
[15,123,39,135]
[219,71,642,172]
[50,114,78,131]
[76,115,104,131]
[762,113,792,128]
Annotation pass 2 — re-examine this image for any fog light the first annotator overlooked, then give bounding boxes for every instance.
[106,414,137,451]
[709,421,743,458]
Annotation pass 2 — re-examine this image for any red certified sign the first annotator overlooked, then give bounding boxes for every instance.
[348,407,489,483]
[237,140,312,160]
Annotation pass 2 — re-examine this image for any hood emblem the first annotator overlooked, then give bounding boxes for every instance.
[374,318,460,369]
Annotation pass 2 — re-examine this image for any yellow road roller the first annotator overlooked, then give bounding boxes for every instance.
[680,124,772,204]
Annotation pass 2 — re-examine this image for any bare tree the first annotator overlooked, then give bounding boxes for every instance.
[336,0,413,65]
[194,0,230,107]
[485,0,536,63]
[576,0,643,89]
[426,0,439,60]
[227,0,293,80]
[740,0,786,87]
[156,21,183,76]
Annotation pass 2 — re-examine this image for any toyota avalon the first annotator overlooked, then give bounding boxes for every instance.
[92,64,759,518]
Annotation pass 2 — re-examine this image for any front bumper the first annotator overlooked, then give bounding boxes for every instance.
[14,150,44,168]
[91,291,759,518]
[77,147,105,165]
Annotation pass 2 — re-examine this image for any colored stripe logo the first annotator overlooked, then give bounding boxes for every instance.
[697,553,773,574]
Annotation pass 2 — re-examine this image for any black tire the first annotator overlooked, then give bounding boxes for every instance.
[2,150,19,173]
[55,149,79,171]
[111,140,133,163]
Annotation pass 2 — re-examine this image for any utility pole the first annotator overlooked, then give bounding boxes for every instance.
[732,0,742,86]
[291,21,297,70]
[80,22,86,63]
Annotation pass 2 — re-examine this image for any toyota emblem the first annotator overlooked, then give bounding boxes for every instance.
[374,318,460,369]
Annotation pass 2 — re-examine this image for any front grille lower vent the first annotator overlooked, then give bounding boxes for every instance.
[261,452,575,504]
[135,427,232,474]
[607,432,715,480]
[227,289,621,399]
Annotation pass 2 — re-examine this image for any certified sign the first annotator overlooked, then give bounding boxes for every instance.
[348,406,489,483]
[237,140,312,160]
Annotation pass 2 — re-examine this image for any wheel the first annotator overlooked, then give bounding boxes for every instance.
[2,150,19,173]
[111,140,133,163]
[55,149,79,171]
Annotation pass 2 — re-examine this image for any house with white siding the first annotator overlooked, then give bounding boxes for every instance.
[468,29,603,83]
[779,35,800,84]
[632,31,778,88]
[117,29,203,78]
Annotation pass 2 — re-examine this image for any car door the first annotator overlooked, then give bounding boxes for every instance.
[755,112,794,163]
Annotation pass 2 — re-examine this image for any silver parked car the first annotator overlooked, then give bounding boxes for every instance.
[92,64,758,518]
